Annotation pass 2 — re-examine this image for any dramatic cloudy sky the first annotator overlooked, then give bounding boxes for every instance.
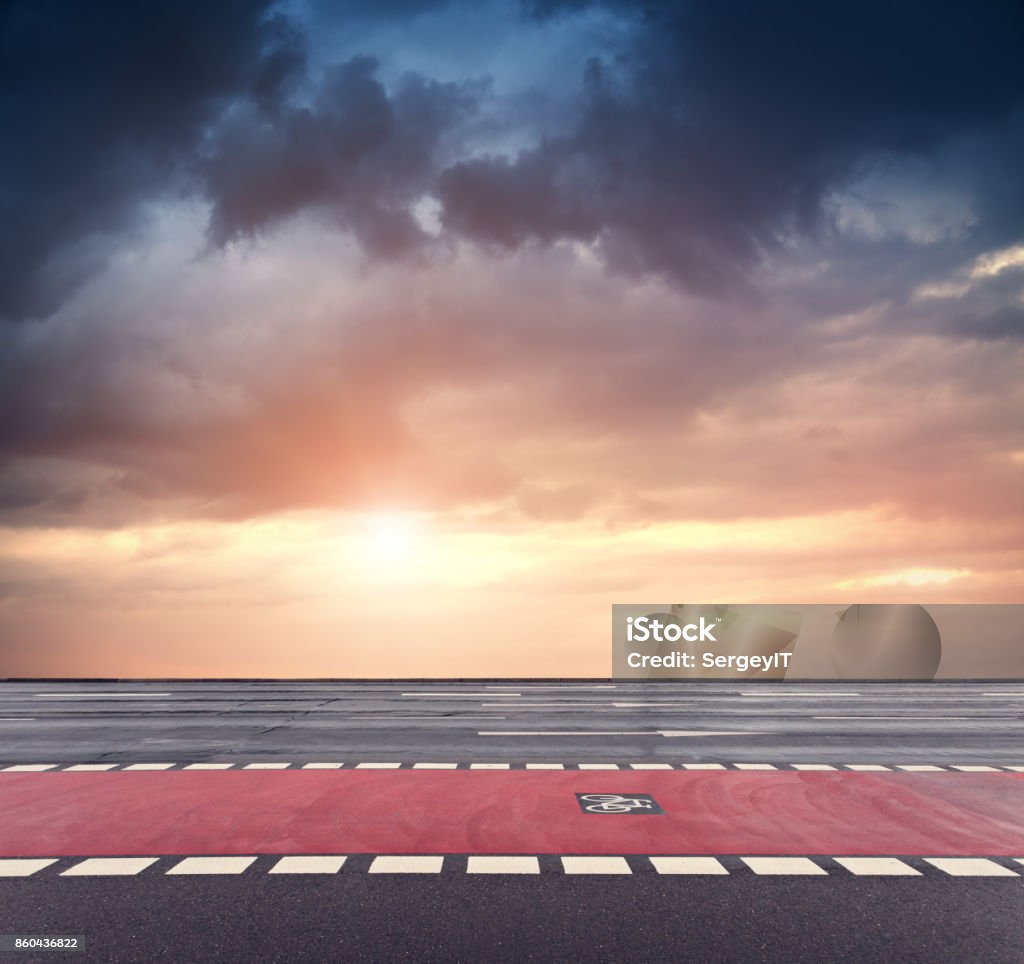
[1,0,1022,676]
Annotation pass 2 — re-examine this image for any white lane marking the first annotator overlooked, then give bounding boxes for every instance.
[835,857,920,876]
[525,763,564,769]
[983,693,1024,696]
[481,703,611,707]
[952,765,999,772]
[651,857,728,875]
[31,693,172,698]
[301,763,343,769]
[369,856,443,874]
[467,856,540,874]
[479,730,767,737]
[355,762,401,769]
[486,685,616,689]
[0,718,35,721]
[185,763,234,770]
[243,763,289,770]
[743,857,828,876]
[845,765,890,771]
[0,859,57,877]
[659,731,769,737]
[793,764,837,771]
[167,857,257,875]
[578,763,620,770]
[681,764,726,770]
[896,765,945,771]
[741,692,861,697]
[412,763,458,769]
[3,764,57,771]
[806,708,983,717]
[470,763,510,769]
[630,763,673,769]
[365,716,507,720]
[562,857,632,875]
[269,856,346,874]
[62,858,157,877]
[924,858,1018,877]
[123,763,174,770]
[64,764,117,771]
[1006,766,1024,772]
[611,703,693,708]
[402,693,520,697]
[734,764,777,770]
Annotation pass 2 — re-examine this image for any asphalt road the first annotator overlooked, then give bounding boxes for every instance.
[1,679,1023,764]
[3,873,1023,964]
[3,679,1022,963]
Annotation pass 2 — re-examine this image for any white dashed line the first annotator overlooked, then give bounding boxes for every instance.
[122,763,174,771]
[650,857,728,875]
[369,856,443,874]
[0,859,57,877]
[743,857,828,876]
[269,856,346,874]
[166,857,257,875]
[951,765,999,772]
[355,762,401,769]
[63,764,118,771]
[301,763,344,769]
[834,857,920,876]
[185,763,234,770]
[896,765,945,772]
[681,764,726,770]
[467,856,540,874]
[630,763,673,770]
[243,763,290,770]
[470,763,510,769]
[923,858,1018,877]
[578,763,620,770]
[792,764,837,771]
[412,763,458,769]
[525,763,564,769]
[734,764,777,770]
[844,765,891,771]
[561,856,632,875]
[61,858,157,877]
[3,764,57,771]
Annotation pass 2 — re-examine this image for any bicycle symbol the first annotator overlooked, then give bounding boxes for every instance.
[577,793,664,814]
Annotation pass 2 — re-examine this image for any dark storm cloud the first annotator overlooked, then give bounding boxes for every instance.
[201,57,479,257]
[0,0,303,321]
[442,0,1024,295]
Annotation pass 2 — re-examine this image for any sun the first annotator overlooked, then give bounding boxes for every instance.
[363,511,421,564]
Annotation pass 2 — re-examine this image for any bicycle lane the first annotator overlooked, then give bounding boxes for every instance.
[2,769,1024,857]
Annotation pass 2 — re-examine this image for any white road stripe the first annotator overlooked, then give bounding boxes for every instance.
[896,765,945,771]
[269,856,346,874]
[834,857,920,876]
[525,763,564,769]
[64,764,117,771]
[630,763,673,769]
[301,763,343,769]
[3,764,57,771]
[402,693,520,697]
[478,730,766,737]
[651,857,727,875]
[31,693,172,698]
[369,856,443,874]
[923,858,1018,877]
[0,718,35,721]
[814,716,994,721]
[123,763,174,770]
[562,856,631,875]
[167,857,257,875]
[355,762,401,769]
[185,763,234,770]
[467,856,540,874]
[951,765,999,772]
[681,763,726,770]
[62,858,157,876]
[734,763,777,770]
[578,763,619,770]
[743,857,828,876]
[470,763,509,769]
[793,764,837,771]
[0,859,57,877]
[845,765,890,771]
[412,763,458,769]
[741,692,861,697]
[243,763,289,770]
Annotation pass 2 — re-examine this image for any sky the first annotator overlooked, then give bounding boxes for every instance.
[1,0,1022,677]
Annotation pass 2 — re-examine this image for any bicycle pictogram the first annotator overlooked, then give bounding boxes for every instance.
[576,792,664,815]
